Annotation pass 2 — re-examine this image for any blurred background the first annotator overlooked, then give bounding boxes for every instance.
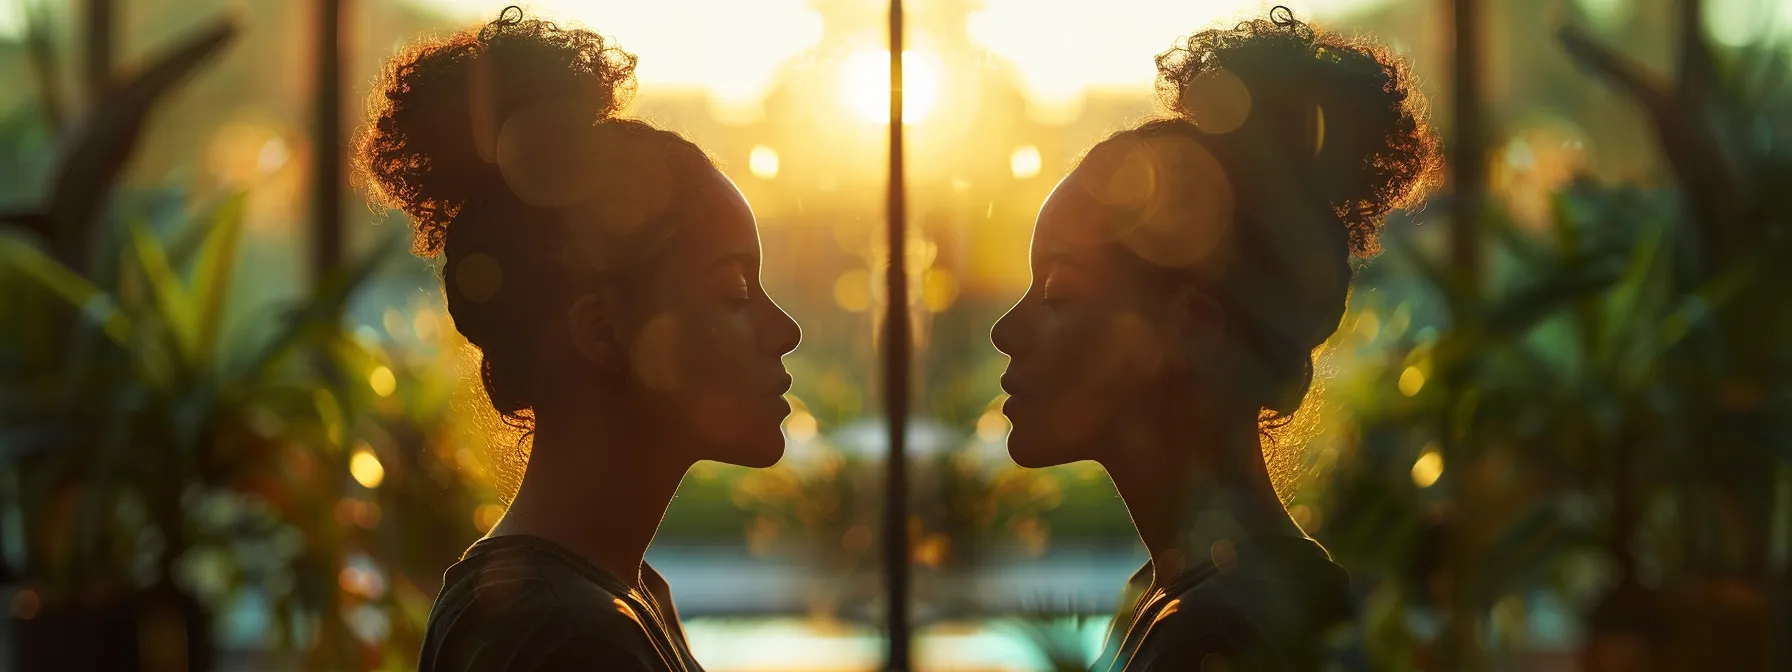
[1,0,1790,670]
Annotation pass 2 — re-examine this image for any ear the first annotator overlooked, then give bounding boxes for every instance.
[565,290,627,375]
[1165,284,1226,373]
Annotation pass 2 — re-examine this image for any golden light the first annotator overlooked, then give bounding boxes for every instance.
[783,409,818,442]
[1180,68,1252,134]
[1355,311,1381,340]
[966,1,1386,121]
[206,121,286,184]
[474,503,506,533]
[413,309,440,341]
[1289,504,1322,532]
[382,308,408,339]
[427,0,822,123]
[368,365,397,398]
[976,407,1009,442]
[1411,448,1444,488]
[257,136,290,174]
[833,269,872,312]
[1398,365,1426,397]
[748,145,780,179]
[338,566,385,598]
[350,447,386,489]
[1010,145,1043,179]
[841,50,941,124]
[922,268,959,312]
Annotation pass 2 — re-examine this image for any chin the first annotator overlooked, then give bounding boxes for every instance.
[1005,427,1080,469]
[720,432,786,468]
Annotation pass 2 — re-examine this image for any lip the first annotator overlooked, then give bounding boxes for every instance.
[999,374,1032,399]
[765,375,794,397]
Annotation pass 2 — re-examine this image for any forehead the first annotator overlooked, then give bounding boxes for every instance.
[1036,133,1235,271]
[661,167,758,264]
[1034,175,1110,258]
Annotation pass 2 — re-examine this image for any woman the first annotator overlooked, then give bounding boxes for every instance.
[356,8,800,671]
[991,8,1438,671]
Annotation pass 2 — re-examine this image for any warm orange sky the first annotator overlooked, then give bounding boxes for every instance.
[399,0,1790,108]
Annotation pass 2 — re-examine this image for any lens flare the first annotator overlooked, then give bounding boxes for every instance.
[1010,145,1043,179]
[841,50,940,124]
[748,145,780,179]
[350,447,386,489]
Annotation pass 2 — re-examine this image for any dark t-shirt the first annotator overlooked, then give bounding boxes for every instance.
[418,535,703,672]
[1093,536,1353,672]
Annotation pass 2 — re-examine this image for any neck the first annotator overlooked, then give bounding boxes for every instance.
[490,406,688,590]
[1107,399,1302,587]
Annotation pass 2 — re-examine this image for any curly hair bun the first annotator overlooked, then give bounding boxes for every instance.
[1143,7,1441,419]
[1156,5,1440,260]
[355,6,638,258]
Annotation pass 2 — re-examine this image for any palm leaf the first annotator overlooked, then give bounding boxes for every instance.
[237,238,400,383]
[0,234,130,343]
[43,15,237,268]
[189,192,246,367]
[125,217,197,366]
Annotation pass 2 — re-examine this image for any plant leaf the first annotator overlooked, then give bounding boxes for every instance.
[126,217,197,366]
[190,191,246,367]
[44,15,238,267]
[0,234,131,343]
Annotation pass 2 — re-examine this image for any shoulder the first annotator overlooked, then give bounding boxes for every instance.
[1132,538,1355,671]
[419,539,662,671]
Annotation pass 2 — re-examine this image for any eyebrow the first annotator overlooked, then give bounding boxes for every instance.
[1039,252,1091,271]
[707,251,760,271]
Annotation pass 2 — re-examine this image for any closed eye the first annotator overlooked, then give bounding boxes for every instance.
[707,253,759,304]
[1038,258,1088,306]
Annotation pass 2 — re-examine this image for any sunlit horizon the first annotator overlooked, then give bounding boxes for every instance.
[374,0,1792,125]
[409,0,1399,122]
[414,0,823,120]
[841,50,941,124]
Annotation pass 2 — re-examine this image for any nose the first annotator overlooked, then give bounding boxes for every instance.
[990,298,1025,357]
[761,298,802,356]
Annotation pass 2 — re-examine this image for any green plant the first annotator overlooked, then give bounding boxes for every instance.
[1312,17,1792,672]
[0,7,493,668]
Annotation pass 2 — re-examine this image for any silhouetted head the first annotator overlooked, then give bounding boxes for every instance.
[992,7,1439,469]
[356,7,801,469]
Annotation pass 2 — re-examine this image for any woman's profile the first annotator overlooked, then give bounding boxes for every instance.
[356,7,800,671]
[991,8,1438,671]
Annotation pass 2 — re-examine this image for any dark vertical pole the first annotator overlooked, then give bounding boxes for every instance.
[1443,2,1484,669]
[312,0,346,282]
[84,0,113,101]
[881,0,911,669]
[24,2,66,133]
[1449,0,1483,293]
[1677,0,1710,104]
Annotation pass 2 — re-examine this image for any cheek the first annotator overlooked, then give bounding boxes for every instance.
[1040,309,1167,392]
[631,312,686,393]
[1035,310,1169,437]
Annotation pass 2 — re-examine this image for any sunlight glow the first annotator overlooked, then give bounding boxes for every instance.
[976,407,1009,442]
[350,447,386,489]
[1009,145,1043,179]
[966,0,1392,120]
[474,503,505,533]
[369,366,397,398]
[784,409,818,442]
[1411,448,1444,488]
[1398,366,1426,397]
[922,269,960,311]
[748,145,781,179]
[841,50,941,124]
[417,0,821,119]
[834,270,873,312]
